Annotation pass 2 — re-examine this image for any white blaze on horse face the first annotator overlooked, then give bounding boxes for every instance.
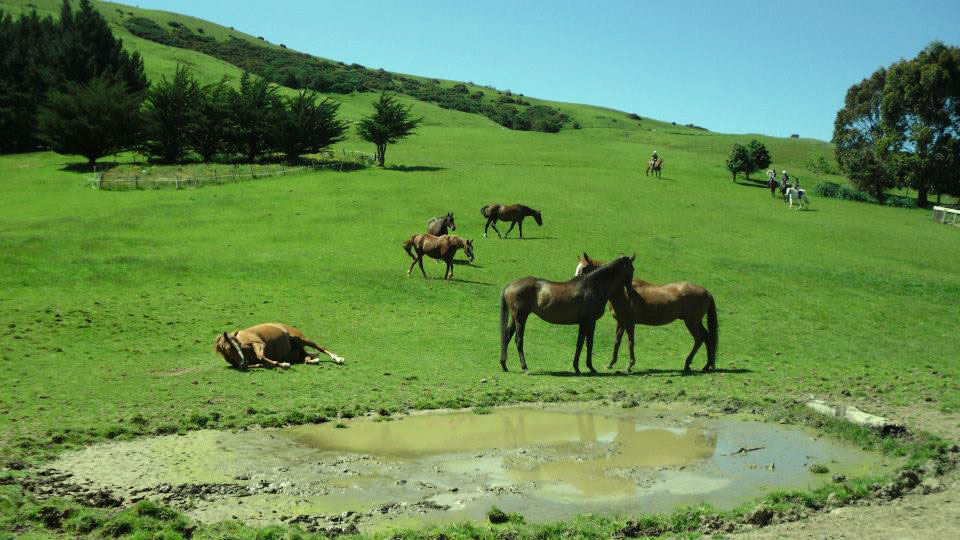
[574,261,586,277]
[332,354,345,365]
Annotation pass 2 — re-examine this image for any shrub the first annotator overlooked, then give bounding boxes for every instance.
[452,83,469,93]
[626,113,641,120]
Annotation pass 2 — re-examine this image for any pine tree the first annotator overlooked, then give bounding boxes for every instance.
[356,93,422,167]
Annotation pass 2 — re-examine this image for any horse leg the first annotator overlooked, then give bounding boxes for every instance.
[251,342,289,369]
[504,221,517,238]
[518,219,524,238]
[608,321,625,369]
[445,257,453,280]
[681,319,706,374]
[584,321,597,374]
[501,317,517,372]
[573,325,586,374]
[514,311,529,371]
[300,338,344,364]
[625,323,637,372]
[417,253,427,278]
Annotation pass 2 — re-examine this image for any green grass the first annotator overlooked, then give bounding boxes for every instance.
[1,1,960,538]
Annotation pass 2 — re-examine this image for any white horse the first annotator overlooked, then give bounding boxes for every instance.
[786,187,809,209]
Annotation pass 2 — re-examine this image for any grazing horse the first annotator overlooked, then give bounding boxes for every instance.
[403,234,475,279]
[500,255,635,374]
[214,323,344,370]
[786,187,808,209]
[426,213,456,236]
[481,204,543,238]
[575,253,717,373]
[645,158,663,179]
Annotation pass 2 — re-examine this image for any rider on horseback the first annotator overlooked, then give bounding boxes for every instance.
[651,150,659,166]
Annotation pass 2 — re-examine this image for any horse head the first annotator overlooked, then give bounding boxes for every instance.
[532,209,543,226]
[574,252,603,277]
[461,238,475,262]
[445,212,456,231]
[215,331,247,369]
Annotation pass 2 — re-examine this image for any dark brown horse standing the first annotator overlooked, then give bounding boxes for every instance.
[575,253,717,373]
[500,255,634,374]
[426,213,456,236]
[645,158,663,179]
[403,234,475,279]
[481,204,542,238]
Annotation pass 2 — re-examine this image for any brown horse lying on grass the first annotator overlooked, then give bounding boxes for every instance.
[215,323,344,370]
[427,212,456,236]
[575,253,717,373]
[403,234,475,279]
[500,255,634,374]
[481,204,542,238]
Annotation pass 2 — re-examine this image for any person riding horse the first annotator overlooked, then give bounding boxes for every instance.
[768,168,777,197]
[650,150,659,167]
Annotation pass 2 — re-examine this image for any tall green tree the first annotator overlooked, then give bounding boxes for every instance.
[745,139,771,179]
[227,72,280,162]
[725,143,750,181]
[274,89,348,163]
[834,42,960,206]
[191,77,231,162]
[356,93,422,167]
[36,76,145,166]
[141,65,201,163]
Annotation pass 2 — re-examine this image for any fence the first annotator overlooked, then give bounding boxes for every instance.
[85,151,376,191]
[932,206,960,226]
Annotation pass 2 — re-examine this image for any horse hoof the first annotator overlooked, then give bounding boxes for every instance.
[280,363,291,369]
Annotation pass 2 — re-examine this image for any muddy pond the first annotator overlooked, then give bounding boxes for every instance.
[50,405,884,533]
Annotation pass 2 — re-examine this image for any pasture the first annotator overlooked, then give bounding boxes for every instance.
[1,1,959,536]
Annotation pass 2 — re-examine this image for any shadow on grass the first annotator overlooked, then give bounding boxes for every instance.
[61,162,119,173]
[529,367,753,377]
[733,178,770,189]
[497,236,556,240]
[385,165,446,172]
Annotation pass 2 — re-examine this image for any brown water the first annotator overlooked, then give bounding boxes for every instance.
[50,405,884,531]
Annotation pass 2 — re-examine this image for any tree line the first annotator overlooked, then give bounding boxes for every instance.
[834,42,960,206]
[1,1,421,167]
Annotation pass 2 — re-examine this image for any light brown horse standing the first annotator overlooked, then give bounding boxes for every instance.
[403,234,475,279]
[426,213,456,236]
[575,253,717,373]
[500,255,634,374]
[214,323,344,370]
[481,204,543,238]
[645,158,663,179]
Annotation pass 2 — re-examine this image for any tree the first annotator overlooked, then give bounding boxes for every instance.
[805,153,834,181]
[36,76,145,166]
[274,89,348,163]
[227,72,280,162]
[141,65,201,163]
[356,93,422,167]
[725,143,750,181]
[746,139,771,179]
[191,77,231,162]
[834,42,960,206]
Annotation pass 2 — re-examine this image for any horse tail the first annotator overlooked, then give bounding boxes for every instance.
[402,235,417,259]
[706,293,719,367]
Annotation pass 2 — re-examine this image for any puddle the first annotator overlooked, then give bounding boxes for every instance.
[49,405,884,532]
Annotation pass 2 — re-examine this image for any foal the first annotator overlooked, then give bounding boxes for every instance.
[403,234,475,279]
[481,204,543,238]
[576,253,717,373]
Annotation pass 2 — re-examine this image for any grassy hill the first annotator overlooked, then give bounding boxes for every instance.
[1,1,959,538]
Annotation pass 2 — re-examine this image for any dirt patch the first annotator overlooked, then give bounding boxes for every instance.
[41,404,883,532]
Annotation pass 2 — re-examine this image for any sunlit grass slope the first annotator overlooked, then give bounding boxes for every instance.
[0,0,958,462]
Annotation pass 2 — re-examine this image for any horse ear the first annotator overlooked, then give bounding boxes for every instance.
[630,254,636,262]
[222,332,229,341]
[582,252,589,260]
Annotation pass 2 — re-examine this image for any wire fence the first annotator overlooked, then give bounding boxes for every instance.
[85,151,376,191]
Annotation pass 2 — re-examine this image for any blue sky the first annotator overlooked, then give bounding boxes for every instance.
[130,0,960,141]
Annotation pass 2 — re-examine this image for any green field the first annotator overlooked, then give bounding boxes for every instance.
[2,1,960,538]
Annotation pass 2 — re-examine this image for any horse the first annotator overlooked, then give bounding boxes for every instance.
[786,187,808,210]
[214,323,344,370]
[768,177,778,198]
[575,253,717,373]
[427,212,456,236]
[645,158,663,179]
[779,180,789,200]
[500,255,635,374]
[481,204,542,238]
[403,234,475,279]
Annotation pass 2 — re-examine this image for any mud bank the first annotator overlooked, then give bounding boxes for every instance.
[45,404,883,533]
